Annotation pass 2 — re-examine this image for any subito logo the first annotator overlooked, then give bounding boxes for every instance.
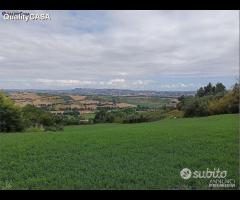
[180,168,192,180]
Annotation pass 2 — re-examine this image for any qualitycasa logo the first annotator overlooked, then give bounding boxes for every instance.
[180,168,227,180]
[2,11,51,22]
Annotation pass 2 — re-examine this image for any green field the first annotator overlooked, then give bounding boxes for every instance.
[88,95,169,109]
[0,114,239,189]
[117,96,170,108]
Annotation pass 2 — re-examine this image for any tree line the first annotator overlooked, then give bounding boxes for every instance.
[177,82,239,117]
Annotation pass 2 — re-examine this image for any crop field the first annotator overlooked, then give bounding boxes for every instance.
[0,114,239,189]
[117,96,170,108]
[94,95,170,108]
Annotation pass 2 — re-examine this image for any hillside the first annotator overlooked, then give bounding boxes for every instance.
[0,114,239,189]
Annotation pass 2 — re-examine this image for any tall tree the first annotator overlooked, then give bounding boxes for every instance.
[204,82,214,96]
[215,82,226,94]
[196,87,205,97]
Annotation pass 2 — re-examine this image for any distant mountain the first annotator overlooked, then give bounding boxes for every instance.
[4,88,195,98]
[69,88,195,97]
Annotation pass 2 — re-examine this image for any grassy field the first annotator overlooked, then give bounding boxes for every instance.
[116,96,170,108]
[111,96,168,108]
[88,95,169,109]
[0,114,239,189]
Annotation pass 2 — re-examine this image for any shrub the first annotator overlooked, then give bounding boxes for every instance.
[22,105,64,131]
[178,82,237,117]
[94,110,108,123]
[208,87,239,115]
[25,126,44,132]
[0,92,24,132]
[184,98,209,117]
[165,109,184,119]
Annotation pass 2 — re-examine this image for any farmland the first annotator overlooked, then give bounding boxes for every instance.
[5,92,179,123]
[7,92,139,111]
[94,95,171,109]
[0,114,238,190]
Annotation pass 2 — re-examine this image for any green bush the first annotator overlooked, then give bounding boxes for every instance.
[184,98,209,117]
[208,84,239,115]
[25,126,44,132]
[0,92,24,132]
[123,114,149,123]
[179,82,239,117]
[21,105,64,131]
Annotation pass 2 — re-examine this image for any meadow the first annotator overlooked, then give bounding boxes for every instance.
[0,114,239,189]
[116,96,169,108]
[90,95,169,109]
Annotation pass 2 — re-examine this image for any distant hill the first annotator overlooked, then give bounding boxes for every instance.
[4,88,195,98]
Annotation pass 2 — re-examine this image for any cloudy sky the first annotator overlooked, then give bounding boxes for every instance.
[0,10,239,91]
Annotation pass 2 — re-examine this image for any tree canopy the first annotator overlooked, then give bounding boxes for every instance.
[0,92,24,132]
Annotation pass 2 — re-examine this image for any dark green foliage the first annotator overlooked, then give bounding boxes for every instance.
[196,82,226,97]
[94,108,165,124]
[61,95,73,102]
[53,111,85,126]
[208,83,239,115]
[180,82,238,117]
[176,96,193,111]
[215,82,226,94]
[122,113,148,123]
[196,87,205,97]
[94,109,118,123]
[204,82,215,96]
[21,105,62,131]
[63,110,79,116]
[232,83,240,113]
[0,92,24,132]
[136,105,151,111]
[183,98,209,117]
[62,115,81,125]
[0,92,65,133]
[94,109,108,123]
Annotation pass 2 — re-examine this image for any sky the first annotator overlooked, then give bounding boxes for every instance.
[0,10,239,91]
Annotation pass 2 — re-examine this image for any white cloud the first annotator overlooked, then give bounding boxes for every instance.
[118,72,128,76]
[107,79,125,85]
[159,83,195,89]
[0,10,238,90]
[36,79,96,87]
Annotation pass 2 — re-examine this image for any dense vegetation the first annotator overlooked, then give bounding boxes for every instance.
[0,93,63,132]
[196,82,226,97]
[178,82,239,117]
[94,108,166,124]
[0,92,24,132]
[0,114,238,189]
